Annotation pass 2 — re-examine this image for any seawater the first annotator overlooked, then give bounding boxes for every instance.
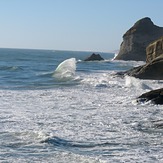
[0,48,163,163]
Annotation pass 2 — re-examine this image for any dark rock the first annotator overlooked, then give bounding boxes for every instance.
[115,17,163,61]
[84,53,104,61]
[138,88,163,105]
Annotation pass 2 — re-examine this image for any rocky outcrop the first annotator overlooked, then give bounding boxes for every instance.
[135,37,163,105]
[126,54,163,80]
[115,17,163,61]
[146,36,163,63]
[124,37,163,80]
[84,53,104,61]
[138,88,163,105]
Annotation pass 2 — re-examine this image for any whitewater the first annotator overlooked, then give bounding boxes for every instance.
[0,49,162,163]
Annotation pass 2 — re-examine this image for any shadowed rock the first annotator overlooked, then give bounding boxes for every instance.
[84,53,104,61]
[138,88,163,105]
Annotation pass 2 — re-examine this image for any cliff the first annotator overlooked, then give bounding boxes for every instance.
[115,17,163,61]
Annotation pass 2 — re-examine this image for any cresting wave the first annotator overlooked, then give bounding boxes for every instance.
[52,58,77,81]
[125,75,152,90]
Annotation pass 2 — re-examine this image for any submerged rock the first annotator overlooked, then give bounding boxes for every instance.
[138,88,163,105]
[84,53,104,61]
[115,17,163,61]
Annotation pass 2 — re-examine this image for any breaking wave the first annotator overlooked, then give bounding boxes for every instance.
[125,75,152,90]
[52,58,77,81]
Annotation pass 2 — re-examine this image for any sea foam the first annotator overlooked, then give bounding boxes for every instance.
[125,75,152,90]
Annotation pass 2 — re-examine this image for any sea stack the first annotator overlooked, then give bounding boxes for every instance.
[115,17,163,61]
[84,53,104,61]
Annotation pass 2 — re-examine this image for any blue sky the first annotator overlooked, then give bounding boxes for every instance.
[0,0,163,52]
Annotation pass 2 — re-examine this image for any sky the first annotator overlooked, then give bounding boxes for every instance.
[0,0,163,52]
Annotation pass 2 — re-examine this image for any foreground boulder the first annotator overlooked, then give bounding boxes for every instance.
[138,88,163,105]
[115,17,163,61]
[84,53,104,61]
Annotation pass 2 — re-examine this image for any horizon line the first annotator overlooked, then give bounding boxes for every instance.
[0,47,117,53]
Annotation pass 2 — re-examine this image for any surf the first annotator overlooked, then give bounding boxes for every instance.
[52,58,77,81]
[125,75,152,90]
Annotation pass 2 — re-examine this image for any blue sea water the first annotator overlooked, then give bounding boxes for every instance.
[0,49,115,90]
[0,48,163,162]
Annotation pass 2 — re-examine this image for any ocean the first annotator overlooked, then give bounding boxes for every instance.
[0,48,162,163]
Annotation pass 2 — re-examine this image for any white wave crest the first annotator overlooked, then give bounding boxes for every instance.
[125,75,152,90]
[52,58,76,81]
[112,53,118,60]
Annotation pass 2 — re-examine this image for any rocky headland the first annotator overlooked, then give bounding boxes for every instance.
[115,17,163,61]
[115,17,163,104]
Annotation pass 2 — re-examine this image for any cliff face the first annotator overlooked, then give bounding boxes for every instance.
[125,37,163,80]
[115,17,163,61]
[146,36,163,63]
